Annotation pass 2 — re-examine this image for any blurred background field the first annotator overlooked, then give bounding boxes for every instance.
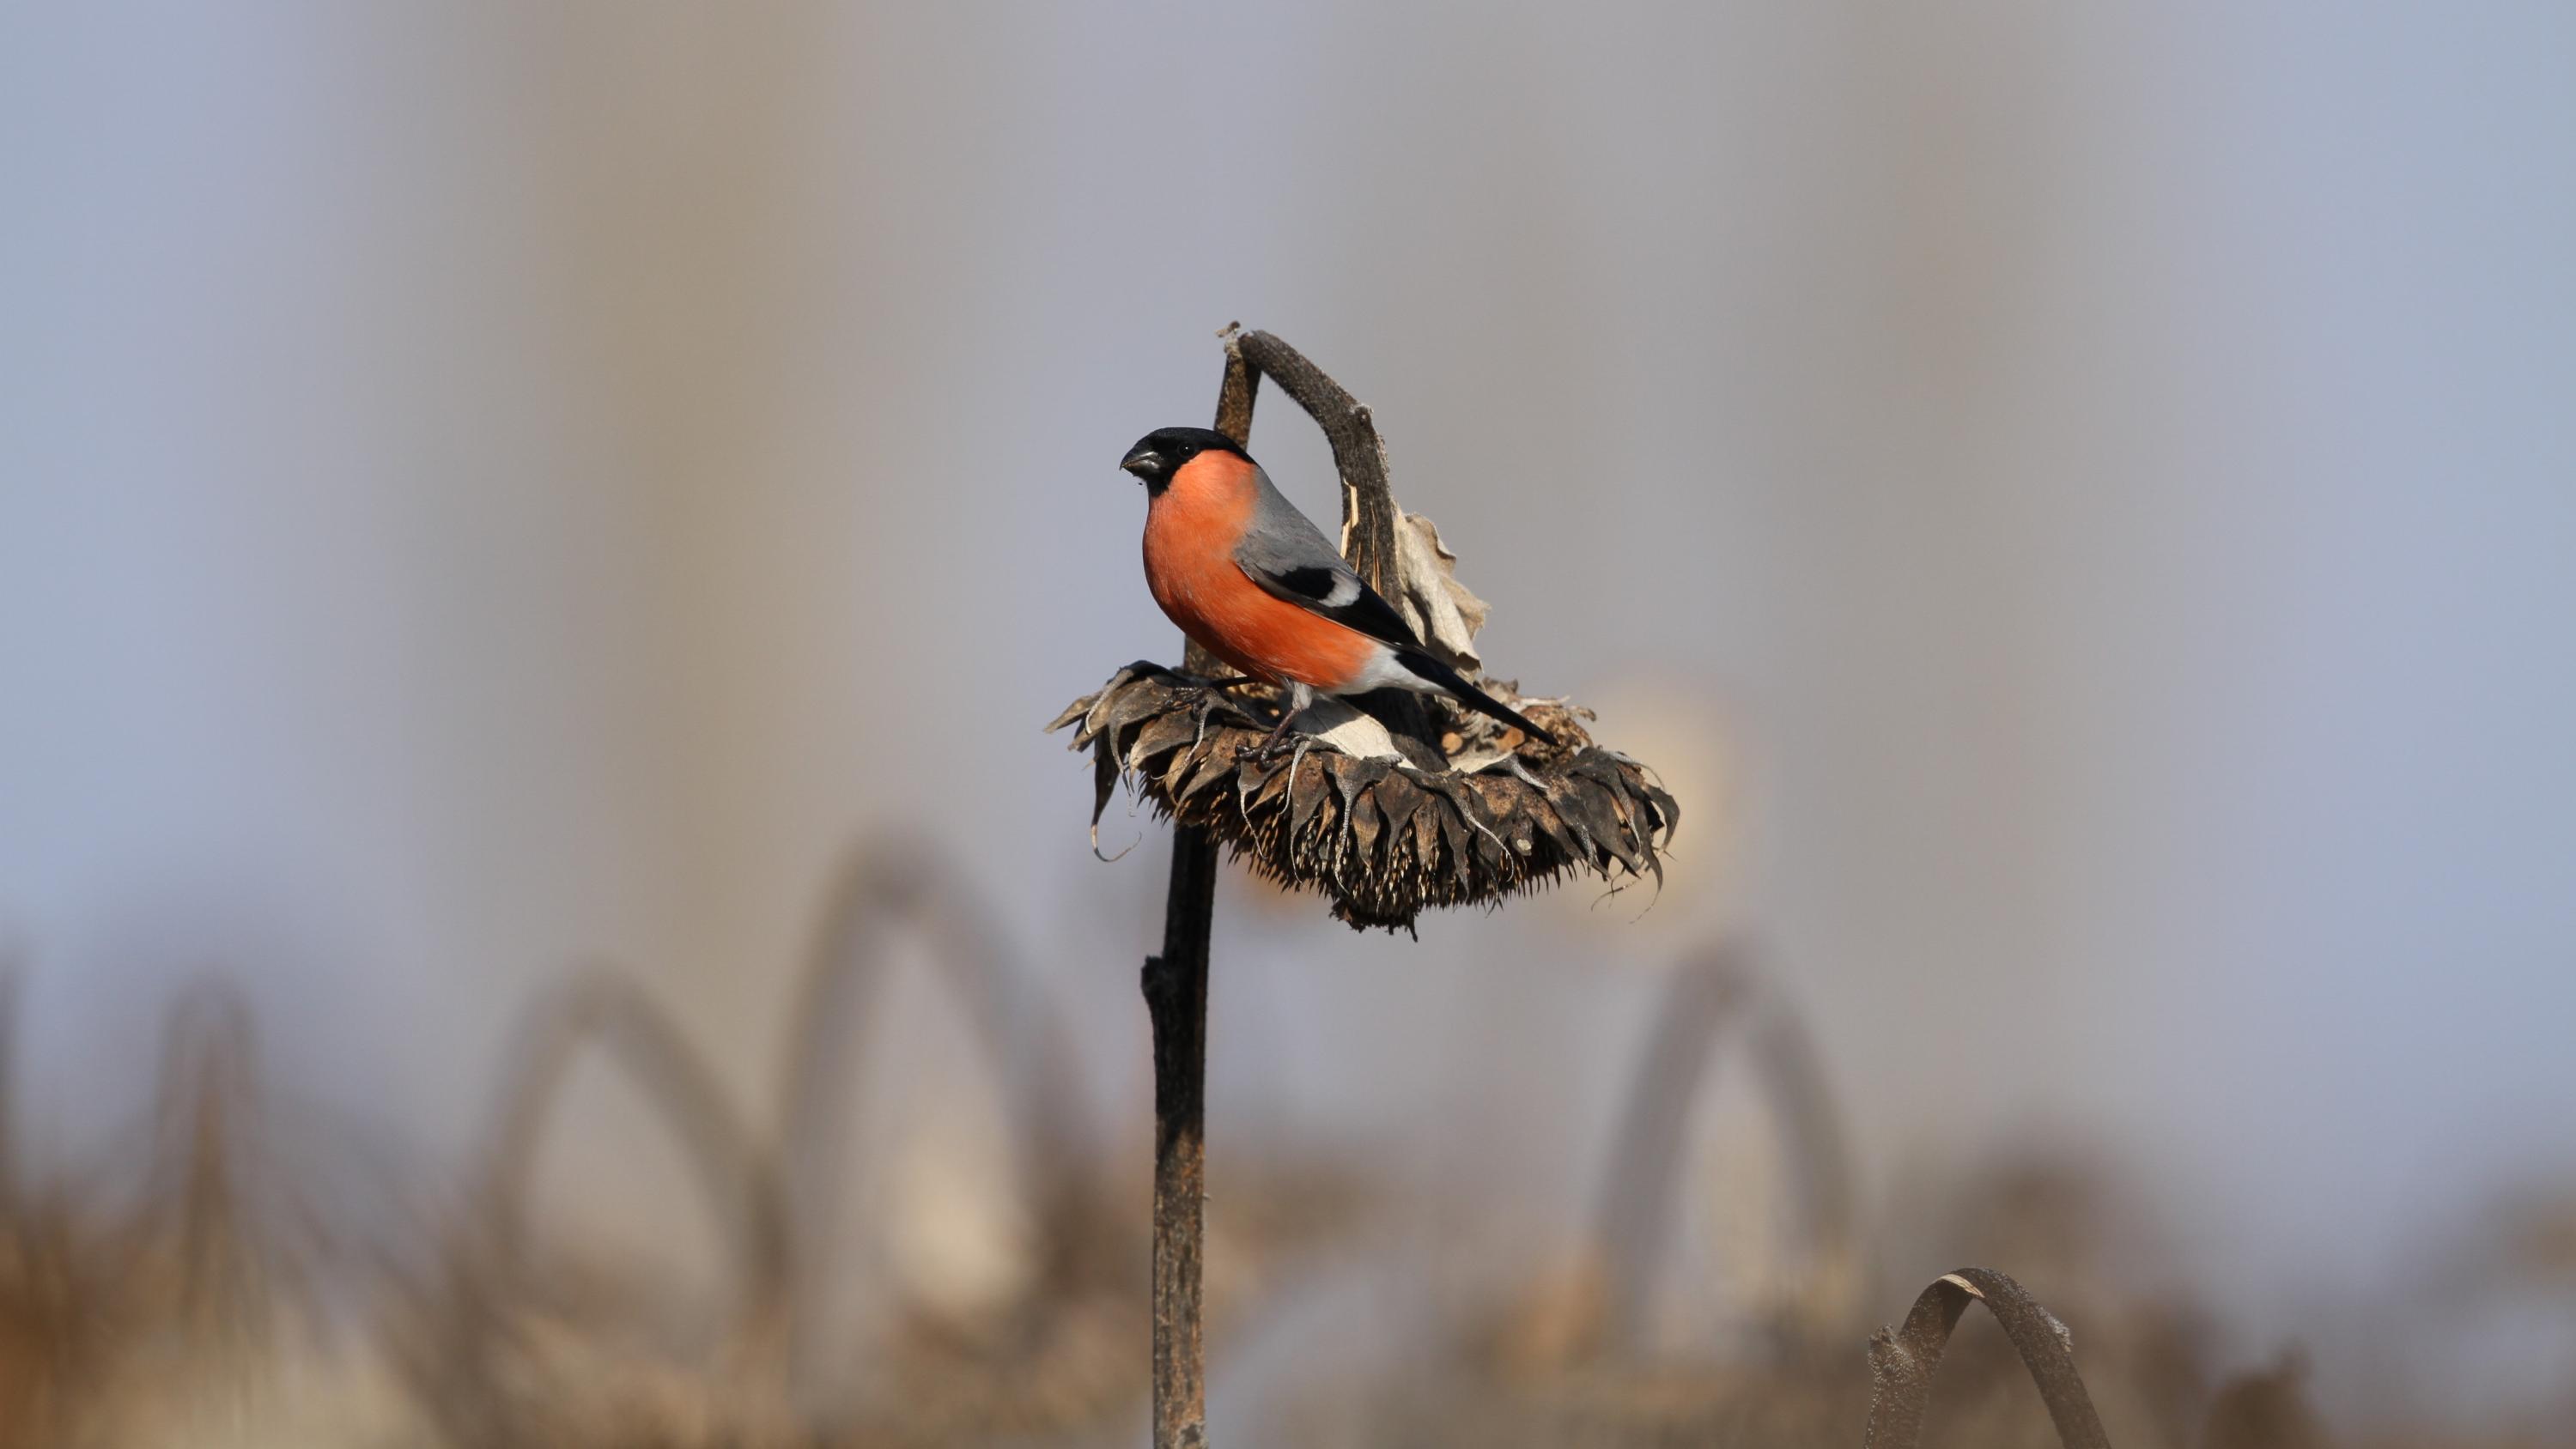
[2,4,2572,1445]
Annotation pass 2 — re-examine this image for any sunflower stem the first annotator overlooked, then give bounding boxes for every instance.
[1138,330,1261,1449]
[1142,836,1216,1449]
[1140,327,1426,1445]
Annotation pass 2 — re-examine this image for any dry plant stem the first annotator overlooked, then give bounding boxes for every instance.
[0,964,16,1210]
[1592,946,1748,1348]
[1143,839,1215,1449]
[1141,327,1432,1445]
[1228,330,1395,597]
[477,971,789,1337]
[1863,1267,2111,1449]
[1592,944,1856,1349]
[1140,334,1257,1449]
[778,840,1097,1401]
[146,983,273,1323]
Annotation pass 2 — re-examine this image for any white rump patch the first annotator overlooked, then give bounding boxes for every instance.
[1335,645,1434,694]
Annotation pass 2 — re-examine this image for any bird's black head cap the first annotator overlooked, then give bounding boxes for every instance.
[1121,426,1248,495]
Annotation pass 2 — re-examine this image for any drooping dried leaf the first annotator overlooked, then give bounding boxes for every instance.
[1288,760,1330,840]
[1389,512,1491,669]
[1127,710,1196,776]
[1177,746,1235,807]
[1346,786,1384,872]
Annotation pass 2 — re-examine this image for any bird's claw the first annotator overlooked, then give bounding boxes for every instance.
[1166,674,1256,723]
[1238,735,1301,766]
[1164,671,1239,715]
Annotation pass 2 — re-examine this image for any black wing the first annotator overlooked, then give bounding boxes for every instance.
[1238,559,1422,651]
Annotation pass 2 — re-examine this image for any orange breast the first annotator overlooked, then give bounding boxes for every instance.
[1141,454,1376,690]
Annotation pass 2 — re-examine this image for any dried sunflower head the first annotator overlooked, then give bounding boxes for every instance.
[1048,664,1678,932]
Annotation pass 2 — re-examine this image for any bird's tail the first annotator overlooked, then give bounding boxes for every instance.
[1394,648,1560,747]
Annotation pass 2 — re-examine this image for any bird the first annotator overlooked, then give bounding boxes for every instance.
[1120,424,1558,757]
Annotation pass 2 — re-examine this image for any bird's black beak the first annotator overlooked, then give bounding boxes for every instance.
[1120,445,1166,483]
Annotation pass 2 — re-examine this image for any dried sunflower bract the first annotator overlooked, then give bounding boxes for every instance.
[1049,664,1678,931]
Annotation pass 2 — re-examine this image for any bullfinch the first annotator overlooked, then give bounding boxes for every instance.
[1121,425,1558,755]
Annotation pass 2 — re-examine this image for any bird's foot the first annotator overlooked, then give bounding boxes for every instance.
[1161,672,1252,724]
[1236,702,1309,766]
[1238,731,1309,767]
[1159,679,1257,772]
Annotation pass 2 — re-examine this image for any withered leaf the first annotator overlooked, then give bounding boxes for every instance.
[1086,743,1121,858]
[1593,774,1641,841]
[1046,693,1097,737]
[1103,686,1171,760]
[1464,771,1524,820]
[1528,794,1580,865]
[1391,511,1490,667]
[1236,760,1272,825]
[1544,785,1607,868]
[1289,761,1330,840]
[1254,764,1296,814]
[1428,797,1466,876]
[1640,779,1680,846]
[1372,770,1423,833]
[1561,785,1640,873]
[1426,778,1508,878]
[1178,746,1237,808]
[1403,794,1437,870]
[1084,663,1154,730]
[1308,787,1340,848]
[1127,710,1198,774]
[1346,787,1383,869]
[1159,738,1205,797]
[1334,756,1393,804]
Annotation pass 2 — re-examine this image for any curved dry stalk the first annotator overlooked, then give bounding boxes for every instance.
[1590,942,1857,1351]
[1224,325,1433,749]
[395,973,794,1449]
[778,837,1095,1220]
[774,836,1100,1393]
[0,980,289,1446]
[1862,1266,2111,1449]
[1227,332,1400,615]
[0,961,18,1211]
[475,969,787,1339]
[146,982,276,1328]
